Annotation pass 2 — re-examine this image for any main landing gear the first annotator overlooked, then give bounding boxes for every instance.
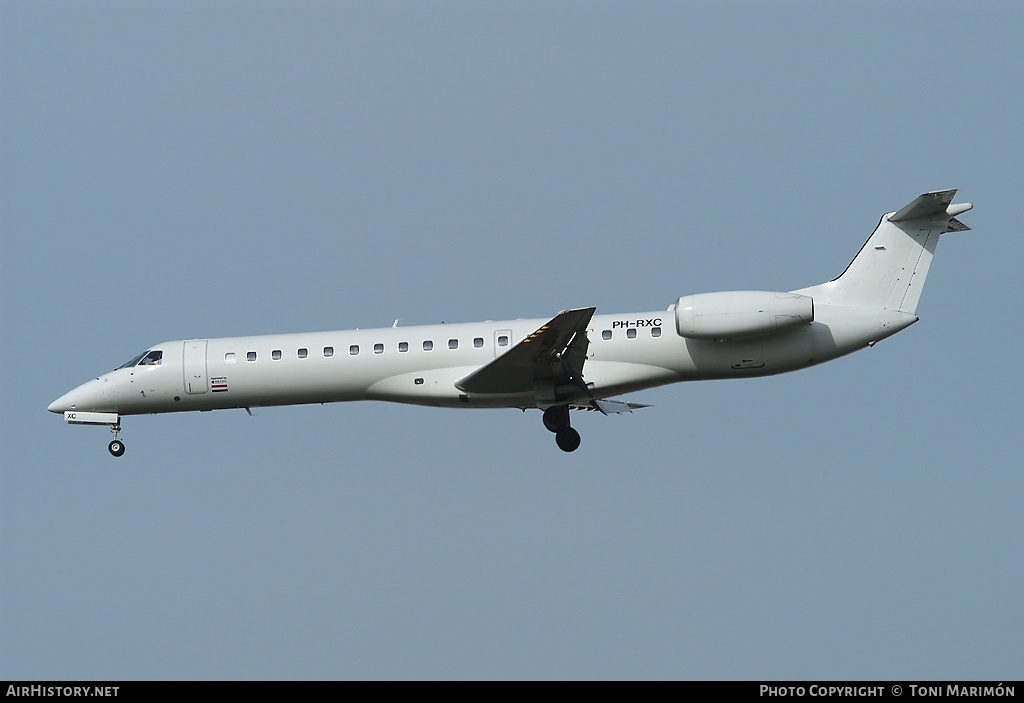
[107,422,126,457]
[543,405,581,453]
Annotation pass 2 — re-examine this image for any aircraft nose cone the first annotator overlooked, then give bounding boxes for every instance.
[48,393,71,414]
[48,378,106,414]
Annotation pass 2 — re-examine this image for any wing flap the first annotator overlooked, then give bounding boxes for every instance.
[588,398,648,415]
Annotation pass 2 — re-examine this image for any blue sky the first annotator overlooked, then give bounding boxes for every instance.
[2,1,1022,679]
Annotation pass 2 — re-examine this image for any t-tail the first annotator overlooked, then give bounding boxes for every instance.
[797,189,973,314]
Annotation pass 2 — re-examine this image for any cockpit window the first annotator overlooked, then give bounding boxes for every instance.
[117,350,162,369]
[117,351,150,370]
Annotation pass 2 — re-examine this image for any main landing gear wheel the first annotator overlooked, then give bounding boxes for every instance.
[543,405,570,433]
[555,427,581,453]
[543,405,581,451]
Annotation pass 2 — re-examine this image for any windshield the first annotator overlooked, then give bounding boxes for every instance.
[116,350,162,370]
[117,351,150,370]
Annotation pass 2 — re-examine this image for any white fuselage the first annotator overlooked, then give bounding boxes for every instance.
[46,189,972,456]
[47,303,916,417]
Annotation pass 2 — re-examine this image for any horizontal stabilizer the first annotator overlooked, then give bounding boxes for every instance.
[890,190,972,233]
[890,189,973,224]
[945,217,971,233]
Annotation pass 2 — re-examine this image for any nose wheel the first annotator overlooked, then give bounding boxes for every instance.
[107,422,126,457]
[543,405,581,452]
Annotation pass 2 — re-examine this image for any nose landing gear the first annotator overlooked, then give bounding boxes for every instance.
[107,422,125,457]
[542,405,581,453]
[60,411,125,458]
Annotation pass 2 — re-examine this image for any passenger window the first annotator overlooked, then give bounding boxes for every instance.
[374,343,384,354]
[448,339,458,350]
[225,353,236,364]
[498,335,509,347]
[651,327,662,337]
[350,345,359,356]
[399,342,409,353]
[626,329,637,339]
[298,348,308,359]
[247,351,257,362]
[272,350,282,360]
[602,330,612,340]
[423,341,433,351]
[474,337,484,348]
[324,346,334,358]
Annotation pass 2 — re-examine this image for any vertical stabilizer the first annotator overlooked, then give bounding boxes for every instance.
[796,190,972,314]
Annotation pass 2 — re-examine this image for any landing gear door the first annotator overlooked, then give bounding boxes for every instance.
[183,340,209,394]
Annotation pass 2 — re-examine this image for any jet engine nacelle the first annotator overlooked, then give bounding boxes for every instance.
[674,291,814,341]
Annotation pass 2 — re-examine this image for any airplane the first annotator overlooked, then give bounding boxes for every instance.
[48,189,973,456]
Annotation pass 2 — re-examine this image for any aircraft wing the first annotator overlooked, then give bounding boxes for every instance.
[455,307,596,395]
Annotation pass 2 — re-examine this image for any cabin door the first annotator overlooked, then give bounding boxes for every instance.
[183,340,209,394]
